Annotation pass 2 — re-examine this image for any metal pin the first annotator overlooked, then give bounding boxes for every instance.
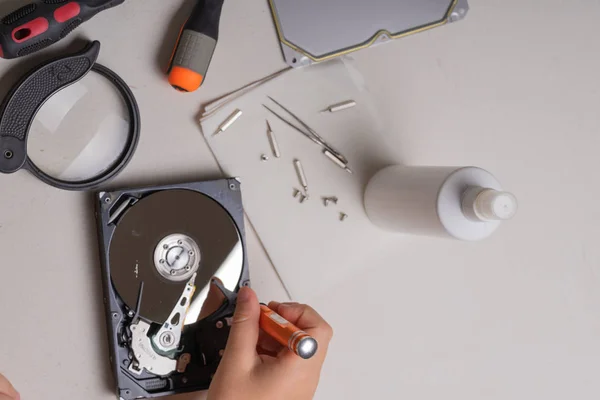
[212,109,243,136]
[261,154,269,162]
[323,150,353,174]
[293,188,301,198]
[299,194,307,203]
[266,121,281,158]
[340,213,348,221]
[321,100,357,113]
[294,159,309,194]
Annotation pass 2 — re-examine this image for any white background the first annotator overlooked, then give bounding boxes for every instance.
[1,1,599,399]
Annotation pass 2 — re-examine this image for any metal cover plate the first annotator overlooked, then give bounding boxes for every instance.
[269,0,469,67]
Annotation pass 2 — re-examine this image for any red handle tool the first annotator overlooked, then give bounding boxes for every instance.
[0,0,124,59]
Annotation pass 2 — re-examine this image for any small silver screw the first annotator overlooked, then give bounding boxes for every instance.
[160,259,165,264]
[229,183,236,190]
[112,313,119,319]
[261,154,269,162]
[293,188,301,198]
[163,244,169,249]
[177,240,183,245]
[188,251,194,256]
[104,197,111,204]
[185,266,191,271]
[216,321,224,329]
[170,270,177,276]
[299,194,307,203]
[340,213,348,221]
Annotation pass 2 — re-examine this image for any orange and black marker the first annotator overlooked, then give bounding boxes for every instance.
[259,304,318,360]
[168,0,225,93]
[0,0,124,60]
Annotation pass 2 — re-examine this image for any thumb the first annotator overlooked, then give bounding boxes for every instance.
[221,286,260,369]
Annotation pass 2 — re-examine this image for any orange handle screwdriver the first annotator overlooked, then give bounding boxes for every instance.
[259,304,318,359]
[168,0,225,92]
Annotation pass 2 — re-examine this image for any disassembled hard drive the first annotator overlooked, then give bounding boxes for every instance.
[96,179,249,399]
[269,0,470,67]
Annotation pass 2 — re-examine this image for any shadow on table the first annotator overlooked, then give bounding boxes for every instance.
[154,0,198,78]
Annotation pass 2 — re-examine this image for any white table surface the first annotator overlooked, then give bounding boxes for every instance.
[1,1,600,400]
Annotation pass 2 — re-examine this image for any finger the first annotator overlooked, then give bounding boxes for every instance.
[257,331,284,354]
[273,303,334,355]
[272,304,332,336]
[268,301,299,310]
[0,374,18,400]
[220,286,260,369]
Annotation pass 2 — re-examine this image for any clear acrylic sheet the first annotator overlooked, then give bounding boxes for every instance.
[201,60,402,301]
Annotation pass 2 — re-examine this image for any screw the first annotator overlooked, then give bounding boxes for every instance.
[3,150,13,159]
[160,259,165,264]
[163,244,169,249]
[293,188,301,198]
[229,183,236,190]
[177,240,183,245]
[261,154,269,162]
[323,196,338,206]
[185,266,191,271]
[188,251,194,256]
[340,213,348,222]
[104,196,111,204]
[170,270,177,276]
[112,313,119,319]
[216,321,224,329]
[131,326,136,331]
[299,194,307,203]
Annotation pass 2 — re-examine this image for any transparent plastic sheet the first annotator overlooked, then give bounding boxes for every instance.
[28,72,131,183]
[201,59,404,301]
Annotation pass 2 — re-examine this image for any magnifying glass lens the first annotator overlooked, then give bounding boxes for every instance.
[28,71,131,182]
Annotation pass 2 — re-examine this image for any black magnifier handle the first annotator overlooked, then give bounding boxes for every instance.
[0,40,100,174]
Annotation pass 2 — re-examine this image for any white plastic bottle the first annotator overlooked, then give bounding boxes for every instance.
[364,166,518,241]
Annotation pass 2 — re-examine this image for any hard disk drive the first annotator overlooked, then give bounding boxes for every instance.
[95,179,249,399]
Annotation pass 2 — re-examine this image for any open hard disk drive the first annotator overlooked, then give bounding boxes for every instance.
[95,179,249,399]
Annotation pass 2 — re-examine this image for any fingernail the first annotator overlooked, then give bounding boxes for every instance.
[238,287,252,302]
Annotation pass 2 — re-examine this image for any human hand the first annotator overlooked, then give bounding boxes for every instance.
[207,287,333,400]
[0,373,19,400]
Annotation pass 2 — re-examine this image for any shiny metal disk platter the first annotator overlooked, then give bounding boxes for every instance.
[109,189,244,325]
[269,0,469,67]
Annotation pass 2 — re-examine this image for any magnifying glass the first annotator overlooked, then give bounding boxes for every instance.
[0,41,140,190]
